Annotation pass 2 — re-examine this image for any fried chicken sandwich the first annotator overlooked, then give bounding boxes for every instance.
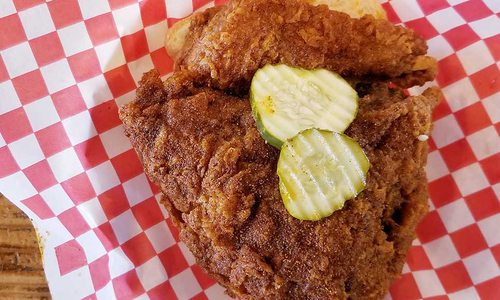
[119,0,441,298]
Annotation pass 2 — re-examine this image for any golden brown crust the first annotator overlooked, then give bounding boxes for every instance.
[176,0,435,92]
[165,0,387,61]
[120,1,442,298]
[120,70,441,299]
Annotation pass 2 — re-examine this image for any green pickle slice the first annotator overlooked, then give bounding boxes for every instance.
[251,64,358,149]
[278,129,370,221]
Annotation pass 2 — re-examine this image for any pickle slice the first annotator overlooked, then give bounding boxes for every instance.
[278,129,369,221]
[251,64,358,149]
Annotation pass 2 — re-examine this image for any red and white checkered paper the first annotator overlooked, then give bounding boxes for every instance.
[0,0,498,299]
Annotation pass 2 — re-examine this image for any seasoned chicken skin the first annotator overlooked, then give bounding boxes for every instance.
[176,0,436,92]
[120,0,441,298]
[120,70,440,299]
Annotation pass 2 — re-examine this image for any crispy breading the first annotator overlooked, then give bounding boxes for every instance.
[176,0,436,92]
[165,0,387,60]
[119,70,441,299]
[121,0,441,298]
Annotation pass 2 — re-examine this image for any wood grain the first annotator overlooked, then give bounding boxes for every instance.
[0,195,50,299]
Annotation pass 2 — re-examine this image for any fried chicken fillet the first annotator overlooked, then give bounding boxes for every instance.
[120,70,440,299]
[120,0,441,298]
[176,0,436,92]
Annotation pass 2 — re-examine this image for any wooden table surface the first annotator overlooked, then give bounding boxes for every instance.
[0,195,50,299]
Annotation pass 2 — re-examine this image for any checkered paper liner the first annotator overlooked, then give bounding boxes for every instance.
[0,0,498,299]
